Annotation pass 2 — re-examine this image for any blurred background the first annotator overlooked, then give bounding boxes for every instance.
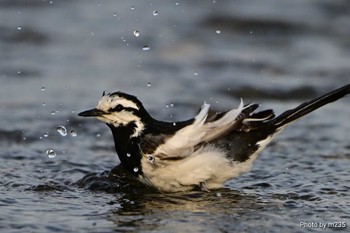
[2,0,350,115]
[1,1,350,232]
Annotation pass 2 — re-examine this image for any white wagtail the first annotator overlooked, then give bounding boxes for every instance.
[78,84,350,192]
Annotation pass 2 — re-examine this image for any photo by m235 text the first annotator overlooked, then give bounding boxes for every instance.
[300,221,346,229]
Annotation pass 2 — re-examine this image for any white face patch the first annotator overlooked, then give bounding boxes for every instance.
[94,94,144,137]
[98,112,145,137]
[96,95,139,112]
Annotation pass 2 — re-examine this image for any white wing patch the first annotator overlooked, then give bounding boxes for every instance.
[201,99,244,142]
[153,103,210,158]
[153,100,245,158]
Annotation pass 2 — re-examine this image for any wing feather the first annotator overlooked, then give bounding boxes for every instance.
[201,99,244,142]
[151,103,210,158]
[152,100,246,158]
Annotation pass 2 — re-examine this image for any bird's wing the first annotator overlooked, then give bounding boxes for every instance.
[201,100,245,141]
[150,100,248,159]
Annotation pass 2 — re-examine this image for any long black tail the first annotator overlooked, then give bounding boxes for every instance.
[270,84,350,129]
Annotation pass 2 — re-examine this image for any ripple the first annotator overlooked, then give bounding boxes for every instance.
[0,67,41,78]
[0,129,24,145]
[0,0,50,7]
[271,192,322,202]
[0,25,48,44]
[242,182,272,189]
[220,85,319,101]
[75,165,151,193]
[31,184,64,192]
[283,200,300,208]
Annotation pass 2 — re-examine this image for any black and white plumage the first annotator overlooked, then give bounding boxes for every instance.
[78,84,350,192]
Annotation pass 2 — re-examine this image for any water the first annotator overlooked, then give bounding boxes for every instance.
[56,126,67,137]
[133,30,140,37]
[142,45,151,51]
[46,149,56,158]
[1,0,350,232]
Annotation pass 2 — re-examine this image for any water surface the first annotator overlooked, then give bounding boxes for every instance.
[1,1,350,232]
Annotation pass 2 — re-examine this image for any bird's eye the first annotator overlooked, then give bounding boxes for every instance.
[113,104,124,112]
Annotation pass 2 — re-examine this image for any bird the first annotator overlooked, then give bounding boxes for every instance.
[78,84,350,192]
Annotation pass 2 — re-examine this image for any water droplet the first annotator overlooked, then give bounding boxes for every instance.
[133,167,139,173]
[176,2,179,6]
[56,125,67,136]
[46,149,56,158]
[142,45,150,51]
[170,103,174,107]
[17,26,22,30]
[96,133,101,138]
[42,103,46,107]
[41,87,45,91]
[194,71,198,76]
[147,82,152,87]
[147,155,155,163]
[133,30,140,37]
[216,192,222,197]
[126,153,131,157]
[130,6,135,10]
[50,111,56,116]
[113,12,117,17]
[97,2,101,7]
[70,129,77,137]
[173,122,177,126]
[216,30,221,34]
[43,132,49,138]
[153,10,158,16]
[249,31,253,34]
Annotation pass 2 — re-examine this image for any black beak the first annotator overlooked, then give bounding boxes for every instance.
[78,108,106,117]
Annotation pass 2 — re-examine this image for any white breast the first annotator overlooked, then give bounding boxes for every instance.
[139,144,263,192]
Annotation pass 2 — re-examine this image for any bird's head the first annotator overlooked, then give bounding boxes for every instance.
[78,91,151,137]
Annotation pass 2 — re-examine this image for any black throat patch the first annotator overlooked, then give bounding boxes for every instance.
[107,122,143,177]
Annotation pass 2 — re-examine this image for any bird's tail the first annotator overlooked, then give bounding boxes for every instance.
[270,84,350,129]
